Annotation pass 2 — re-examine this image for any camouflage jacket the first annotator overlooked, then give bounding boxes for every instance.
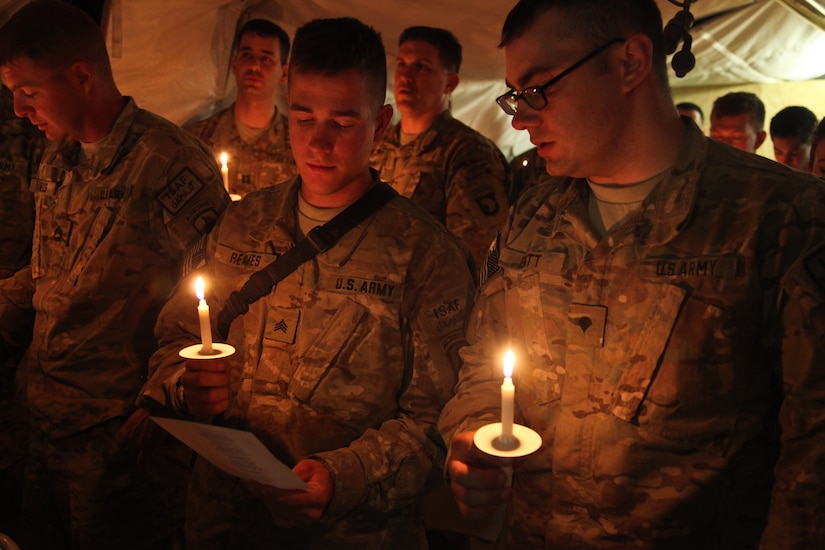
[0,98,229,439]
[508,147,548,203]
[0,86,43,280]
[142,172,475,547]
[187,104,298,198]
[439,122,825,549]
[370,110,510,266]
[0,86,43,470]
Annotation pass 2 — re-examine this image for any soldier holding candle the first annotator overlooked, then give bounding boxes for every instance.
[439,0,825,548]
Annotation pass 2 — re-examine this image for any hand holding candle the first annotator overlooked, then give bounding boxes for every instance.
[500,349,515,443]
[195,276,214,354]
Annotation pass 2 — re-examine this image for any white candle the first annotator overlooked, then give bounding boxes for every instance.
[501,349,515,441]
[195,276,214,354]
[219,152,229,193]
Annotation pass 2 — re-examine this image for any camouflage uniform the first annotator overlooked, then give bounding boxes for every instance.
[439,122,825,548]
[142,172,475,549]
[187,103,298,198]
[508,147,548,203]
[0,98,229,548]
[370,111,510,266]
[0,85,43,539]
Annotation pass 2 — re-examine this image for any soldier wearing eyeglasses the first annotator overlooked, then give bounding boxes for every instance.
[438,0,825,548]
[187,19,298,198]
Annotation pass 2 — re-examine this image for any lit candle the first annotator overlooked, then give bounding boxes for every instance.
[195,276,214,354]
[219,152,229,193]
[501,349,515,442]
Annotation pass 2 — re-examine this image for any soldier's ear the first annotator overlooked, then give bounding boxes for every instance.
[445,72,459,95]
[374,104,394,141]
[280,63,288,84]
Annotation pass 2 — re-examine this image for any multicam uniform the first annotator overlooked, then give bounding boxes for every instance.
[370,111,510,266]
[0,98,229,548]
[142,172,475,549]
[0,85,43,536]
[188,104,298,198]
[439,122,825,548]
[508,147,548,202]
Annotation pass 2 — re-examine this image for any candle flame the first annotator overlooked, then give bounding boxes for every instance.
[503,349,514,378]
[219,152,228,168]
[195,276,205,301]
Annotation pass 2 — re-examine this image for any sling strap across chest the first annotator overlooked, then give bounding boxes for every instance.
[215,182,398,340]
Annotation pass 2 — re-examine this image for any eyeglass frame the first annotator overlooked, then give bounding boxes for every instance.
[496,37,626,116]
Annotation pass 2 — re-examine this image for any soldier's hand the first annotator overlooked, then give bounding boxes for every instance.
[247,458,333,528]
[116,408,167,471]
[447,430,513,521]
[180,357,230,417]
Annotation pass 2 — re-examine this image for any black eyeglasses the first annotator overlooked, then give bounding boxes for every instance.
[496,37,626,116]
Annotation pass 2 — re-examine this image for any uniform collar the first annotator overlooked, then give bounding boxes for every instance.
[221,102,288,151]
[285,168,385,267]
[506,120,707,252]
[387,109,453,153]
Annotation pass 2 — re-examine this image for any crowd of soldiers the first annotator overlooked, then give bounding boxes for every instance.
[1,0,825,549]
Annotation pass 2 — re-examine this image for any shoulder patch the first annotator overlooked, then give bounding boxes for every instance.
[182,235,208,277]
[156,167,205,214]
[474,191,501,217]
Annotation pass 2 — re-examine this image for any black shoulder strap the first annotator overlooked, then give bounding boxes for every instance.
[215,182,397,340]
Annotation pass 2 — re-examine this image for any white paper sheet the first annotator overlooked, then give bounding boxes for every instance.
[152,416,310,490]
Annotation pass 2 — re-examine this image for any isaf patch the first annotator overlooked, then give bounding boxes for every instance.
[422,295,469,352]
[156,167,205,214]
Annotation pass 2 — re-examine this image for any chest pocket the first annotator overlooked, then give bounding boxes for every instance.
[505,254,570,412]
[391,169,424,200]
[67,205,117,285]
[608,283,739,455]
[288,298,397,425]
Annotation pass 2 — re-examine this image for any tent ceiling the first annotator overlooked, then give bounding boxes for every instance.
[0,0,822,156]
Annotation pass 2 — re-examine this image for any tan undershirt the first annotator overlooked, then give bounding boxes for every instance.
[235,118,270,145]
[587,170,668,238]
[296,192,346,238]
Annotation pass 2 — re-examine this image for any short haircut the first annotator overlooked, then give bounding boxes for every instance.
[499,0,668,86]
[677,102,704,123]
[235,18,291,65]
[769,106,818,143]
[0,0,111,74]
[809,117,825,171]
[288,17,387,110]
[711,92,766,132]
[399,26,462,73]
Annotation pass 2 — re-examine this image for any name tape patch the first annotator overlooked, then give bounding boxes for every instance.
[640,255,740,280]
[215,244,279,270]
[324,276,404,301]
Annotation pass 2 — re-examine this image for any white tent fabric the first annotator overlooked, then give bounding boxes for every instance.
[2,0,824,158]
